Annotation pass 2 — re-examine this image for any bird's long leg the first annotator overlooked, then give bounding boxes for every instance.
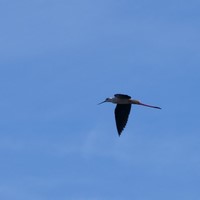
[138,102,161,109]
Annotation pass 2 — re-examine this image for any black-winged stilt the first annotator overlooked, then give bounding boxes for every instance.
[99,94,161,136]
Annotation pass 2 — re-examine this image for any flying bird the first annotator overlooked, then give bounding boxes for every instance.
[99,94,161,136]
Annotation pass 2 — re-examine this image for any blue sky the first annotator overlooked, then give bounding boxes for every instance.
[0,0,200,199]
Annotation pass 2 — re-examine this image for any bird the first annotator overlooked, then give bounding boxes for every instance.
[98,94,161,136]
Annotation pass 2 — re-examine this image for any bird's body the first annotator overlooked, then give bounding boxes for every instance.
[99,94,161,136]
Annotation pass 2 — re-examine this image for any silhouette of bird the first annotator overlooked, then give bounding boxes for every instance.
[99,94,161,136]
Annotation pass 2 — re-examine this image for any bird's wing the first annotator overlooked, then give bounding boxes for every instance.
[114,104,131,136]
[114,94,131,99]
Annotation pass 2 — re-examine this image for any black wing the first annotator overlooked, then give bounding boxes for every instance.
[114,94,131,99]
[114,104,131,136]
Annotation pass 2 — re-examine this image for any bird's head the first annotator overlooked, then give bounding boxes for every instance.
[98,97,113,105]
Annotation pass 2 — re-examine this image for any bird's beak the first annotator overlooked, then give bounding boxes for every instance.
[98,100,106,105]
